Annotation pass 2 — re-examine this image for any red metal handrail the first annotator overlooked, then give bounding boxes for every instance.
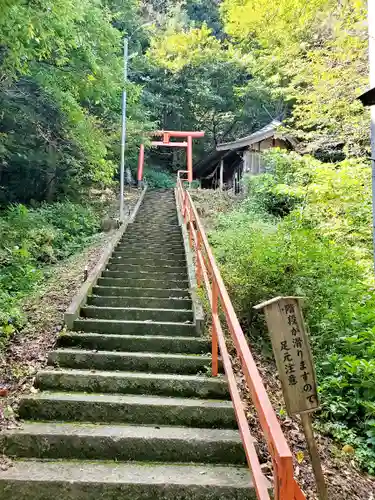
[176,170,306,500]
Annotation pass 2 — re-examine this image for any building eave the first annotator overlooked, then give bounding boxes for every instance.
[358,87,375,106]
[217,120,283,151]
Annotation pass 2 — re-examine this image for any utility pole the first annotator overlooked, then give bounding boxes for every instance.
[119,37,128,222]
[368,0,375,270]
[119,22,152,221]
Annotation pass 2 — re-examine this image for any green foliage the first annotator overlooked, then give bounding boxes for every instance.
[143,167,175,189]
[142,24,279,164]
[185,0,224,38]
[207,149,375,472]
[0,0,151,205]
[0,201,100,345]
[221,0,368,159]
[148,24,222,72]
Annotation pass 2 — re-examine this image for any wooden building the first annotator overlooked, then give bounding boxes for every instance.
[194,120,296,190]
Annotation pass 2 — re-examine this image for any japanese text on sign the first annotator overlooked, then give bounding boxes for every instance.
[255,297,319,416]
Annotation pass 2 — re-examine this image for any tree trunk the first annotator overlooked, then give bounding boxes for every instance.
[46,143,57,202]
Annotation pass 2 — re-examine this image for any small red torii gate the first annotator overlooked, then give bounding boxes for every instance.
[137,130,205,185]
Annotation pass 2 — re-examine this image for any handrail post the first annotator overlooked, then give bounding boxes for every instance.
[183,190,187,222]
[196,231,202,286]
[211,280,219,377]
[276,457,294,500]
[273,458,281,500]
[188,205,193,249]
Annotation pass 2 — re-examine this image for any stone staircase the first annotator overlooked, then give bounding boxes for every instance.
[0,190,256,499]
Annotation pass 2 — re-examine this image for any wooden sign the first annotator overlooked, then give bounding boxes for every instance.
[254,296,319,416]
[255,297,327,500]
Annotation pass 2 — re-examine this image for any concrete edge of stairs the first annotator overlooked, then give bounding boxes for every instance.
[174,188,205,334]
[0,421,248,464]
[64,186,148,329]
[0,460,260,500]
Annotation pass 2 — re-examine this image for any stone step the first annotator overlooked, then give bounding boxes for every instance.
[106,263,187,275]
[134,219,178,224]
[133,222,179,228]
[137,204,176,208]
[138,204,176,208]
[92,285,190,299]
[134,215,178,221]
[118,239,184,248]
[115,245,185,255]
[58,333,208,354]
[121,239,183,248]
[137,204,176,209]
[49,349,212,375]
[98,276,189,289]
[138,202,176,206]
[136,207,176,211]
[122,226,181,233]
[110,255,186,266]
[87,295,192,310]
[131,223,181,231]
[0,422,244,464]
[81,306,193,323]
[111,252,186,262]
[122,228,182,237]
[123,229,182,237]
[125,229,182,238]
[36,369,228,399]
[138,196,175,201]
[0,460,256,500]
[103,269,188,280]
[139,197,175,202]
[73,318,196,336]
[112,250,186,260]
[19,392,237,428]
[137,202,175,205]
[121,239,182,248]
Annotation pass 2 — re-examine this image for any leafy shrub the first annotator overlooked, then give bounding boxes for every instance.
[244,150,312,217]
[0,291,25,347]
[0,201,100,345]
[245,174,302,217]
[143,168,175,189]
[38,202,100,259]
[206,149,375,472]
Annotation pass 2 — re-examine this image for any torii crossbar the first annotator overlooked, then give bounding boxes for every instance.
[137,130,205,184]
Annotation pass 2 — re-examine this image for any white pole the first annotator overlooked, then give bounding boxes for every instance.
[368,0,375,269]
[119,38,128,222]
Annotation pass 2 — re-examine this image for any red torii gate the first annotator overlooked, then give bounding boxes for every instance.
[137,130,205,185]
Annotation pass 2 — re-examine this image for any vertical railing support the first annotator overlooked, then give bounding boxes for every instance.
[196,231,202,287]
[211,280,219,377]
[188,205,193,249]
[277,457,295,500]
[183,190,187,222]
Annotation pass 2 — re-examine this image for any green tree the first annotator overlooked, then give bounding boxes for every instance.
[221,0,369,159]
[0,0,150,204]
[140,24,281,167]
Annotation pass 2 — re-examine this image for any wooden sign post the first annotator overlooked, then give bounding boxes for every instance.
[254,296,328,500]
